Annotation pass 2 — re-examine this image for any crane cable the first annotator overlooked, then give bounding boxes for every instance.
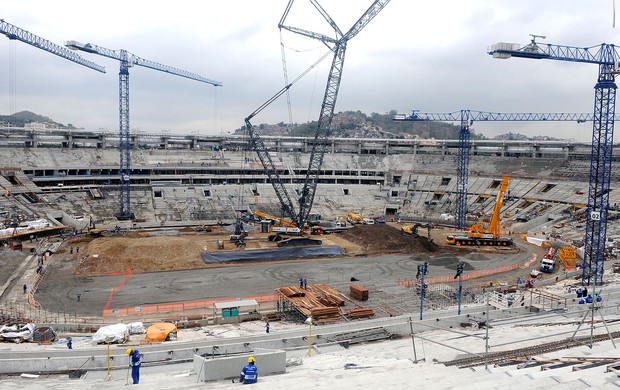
[279,29,294,127]
[8,40,16,116]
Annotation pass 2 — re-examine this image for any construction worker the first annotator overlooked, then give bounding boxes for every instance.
[66,337,72,349]
[126,348,141,384]
[23,284,27,294]
[265,321,270,334]
[240,356,258,384]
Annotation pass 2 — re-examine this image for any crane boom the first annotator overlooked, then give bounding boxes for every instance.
[246,0,390,231]
[67,40,222,220]
[488,37,619,286]
[65,41,221,86]
[394,109,596,229]
[0,19,105,73]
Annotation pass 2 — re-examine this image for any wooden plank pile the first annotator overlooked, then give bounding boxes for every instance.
[313,284,345,307]
[279,286,306,297]
[276,283,375,323]
[346,308,375,318]
[350,284,369,301]
[310,306,341,322]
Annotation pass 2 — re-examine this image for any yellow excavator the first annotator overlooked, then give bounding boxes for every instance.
[401,223,432,241]
[447,176,513,246]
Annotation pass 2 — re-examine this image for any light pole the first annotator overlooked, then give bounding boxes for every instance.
[454,262,465,315]
[305,317,313,357]
[417,262,429,320]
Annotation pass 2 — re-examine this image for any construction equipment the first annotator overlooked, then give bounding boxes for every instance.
[488,36,620,286]
[66,40,221,221]
[0,19,105,73]
[86,216,105,237]
[346,212,364,225]
[446,176,513,246]
[395,110,597,230]
[243,0,390,247]
[401,223,432,240]
[539,247,557,273]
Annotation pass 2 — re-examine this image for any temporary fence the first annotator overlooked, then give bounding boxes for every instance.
[102,293,279,317]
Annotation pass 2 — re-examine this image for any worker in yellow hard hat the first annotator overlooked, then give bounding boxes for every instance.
[126,348,142,384]
[239,356,258,384]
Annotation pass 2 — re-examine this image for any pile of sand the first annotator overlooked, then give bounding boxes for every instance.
[75,235,209,276]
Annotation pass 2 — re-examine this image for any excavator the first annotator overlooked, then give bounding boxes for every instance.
[401,223,432,241]
[347,212,364,225]
[446,176,513,246]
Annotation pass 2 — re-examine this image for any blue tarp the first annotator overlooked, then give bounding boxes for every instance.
[201,245,344,263]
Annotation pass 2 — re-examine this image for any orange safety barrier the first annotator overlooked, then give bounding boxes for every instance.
[102,293,279,317]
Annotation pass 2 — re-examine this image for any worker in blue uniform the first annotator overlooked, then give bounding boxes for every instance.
[126,348,142,384]
[240,356,258,384]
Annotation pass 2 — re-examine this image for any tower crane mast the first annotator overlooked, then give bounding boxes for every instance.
[245,0,390,233]
[66,41,222,220]
[0,19,105,73]
[488,38,620,286]
[394,110,596,230]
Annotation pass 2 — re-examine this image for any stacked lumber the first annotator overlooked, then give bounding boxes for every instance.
[319,295,345,307]
[310,306,341,322]
[278,286,306,297]
[350,285,369,301]
[346,308,374,318]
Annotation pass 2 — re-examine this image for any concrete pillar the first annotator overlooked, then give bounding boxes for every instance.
[501,142,506,157]
[357,140,362,154]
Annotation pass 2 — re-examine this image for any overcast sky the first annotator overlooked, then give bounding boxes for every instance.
[1,1,619,141]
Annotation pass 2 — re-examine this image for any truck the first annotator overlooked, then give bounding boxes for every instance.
[539,247,556,273]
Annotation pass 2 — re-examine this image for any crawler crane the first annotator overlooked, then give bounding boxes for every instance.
[446,176,513,246]
[243,0,390,247]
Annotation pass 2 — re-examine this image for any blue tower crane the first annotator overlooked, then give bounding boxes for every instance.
[394,110,595,230]
[0,19,105,73]
[488,36,620,286]
[66,41,222,220]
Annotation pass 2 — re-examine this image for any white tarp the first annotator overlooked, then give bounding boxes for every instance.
[526,236,545,247]
[128,322,145,335]
[92,323,129,344]
[0,323,35,342]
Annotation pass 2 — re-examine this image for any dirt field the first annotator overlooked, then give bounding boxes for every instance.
[64,225,460,276]
[66,224,520,277]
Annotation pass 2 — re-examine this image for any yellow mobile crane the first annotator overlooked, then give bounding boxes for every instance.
[447,176,513,246]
